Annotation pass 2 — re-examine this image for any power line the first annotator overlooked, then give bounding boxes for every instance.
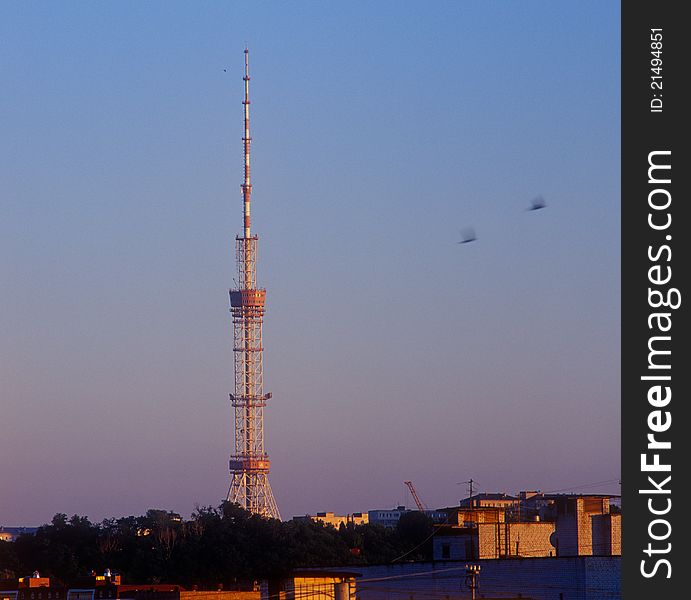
[542,478,621,494]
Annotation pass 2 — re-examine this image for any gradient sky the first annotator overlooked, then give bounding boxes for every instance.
[1,1,620,525]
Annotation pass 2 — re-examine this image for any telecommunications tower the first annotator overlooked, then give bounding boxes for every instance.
[226,48,280,519]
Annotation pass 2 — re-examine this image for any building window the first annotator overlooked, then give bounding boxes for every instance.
[442,544,451,559]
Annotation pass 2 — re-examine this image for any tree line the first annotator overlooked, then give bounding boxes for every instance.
[0,503,433,587]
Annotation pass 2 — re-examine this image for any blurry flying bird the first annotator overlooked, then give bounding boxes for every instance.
[528,195,546,211]
[457,227,477,244]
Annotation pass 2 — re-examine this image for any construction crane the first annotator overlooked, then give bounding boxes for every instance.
[404,481,428,512]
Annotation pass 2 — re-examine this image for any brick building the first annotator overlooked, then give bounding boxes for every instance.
[551,495,621,557]
[433,494,620,561]
[434,521,557,560]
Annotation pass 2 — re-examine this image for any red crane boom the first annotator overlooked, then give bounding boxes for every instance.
[404,480,428,512]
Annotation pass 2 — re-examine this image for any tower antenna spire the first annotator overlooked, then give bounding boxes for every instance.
[227,48,280,520]
[242,46,252,239]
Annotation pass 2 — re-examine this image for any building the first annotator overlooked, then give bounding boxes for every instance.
[0,574,258,600]
[293,512,368,528]
[459,492,518,510]
[440,506,507,527]
[367,507,408,528]
[550,495,621,557]
[434,506,556,560]
[1,573,54,600]
[261,571,357,600]
[433,495,620,561]
[458,491,553,522]
[0,527,38,543]
[308,558,620,600]
[456,490,604,522]
[433,521,556,560]
[368,507,447,528]
[517,490,553,521]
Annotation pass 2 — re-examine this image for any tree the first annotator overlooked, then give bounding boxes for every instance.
[396,512,434,560]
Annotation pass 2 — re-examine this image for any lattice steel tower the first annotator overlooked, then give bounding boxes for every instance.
[226,48,280,519]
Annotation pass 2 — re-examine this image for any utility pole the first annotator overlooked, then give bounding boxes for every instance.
[457,478,476,504]
[464,564,481,599]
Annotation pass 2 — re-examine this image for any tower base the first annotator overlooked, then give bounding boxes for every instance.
[227,471,281,520]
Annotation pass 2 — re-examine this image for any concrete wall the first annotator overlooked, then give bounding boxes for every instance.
[345,557,620,600]
[433,533,471,561]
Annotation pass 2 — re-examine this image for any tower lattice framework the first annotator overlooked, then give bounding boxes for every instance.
[226,48,280,519]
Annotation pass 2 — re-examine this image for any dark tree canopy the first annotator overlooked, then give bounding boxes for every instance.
[0,505,433,587]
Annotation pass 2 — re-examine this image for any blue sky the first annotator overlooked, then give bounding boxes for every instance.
[0,1,620,523]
